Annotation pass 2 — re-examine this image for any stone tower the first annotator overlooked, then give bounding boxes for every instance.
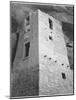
[12,9,73,96]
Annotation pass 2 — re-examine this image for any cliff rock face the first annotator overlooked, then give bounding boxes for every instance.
[38,10,73,96]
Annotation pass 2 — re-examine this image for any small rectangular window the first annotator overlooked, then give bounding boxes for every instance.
[48,18,53,29]
[24,42,30,57]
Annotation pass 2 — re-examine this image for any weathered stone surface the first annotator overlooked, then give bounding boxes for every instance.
[38,10,73,96]
[11,11,39,97]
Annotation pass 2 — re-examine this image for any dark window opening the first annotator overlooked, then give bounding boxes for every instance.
[49,35,53,40]
[62,72,66,79]
[25,42,30,57]
[26,16,30,26]
[48,18,53,29]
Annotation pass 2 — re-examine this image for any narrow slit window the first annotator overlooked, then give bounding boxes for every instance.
[48,18,53,29]
[24,42,30,57]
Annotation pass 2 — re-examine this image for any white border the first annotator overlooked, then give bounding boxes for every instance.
[0,0,76,100]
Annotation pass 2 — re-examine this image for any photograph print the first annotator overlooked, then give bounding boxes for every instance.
[10,1,74,98]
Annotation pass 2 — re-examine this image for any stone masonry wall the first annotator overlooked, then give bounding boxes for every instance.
[38,10,73,96]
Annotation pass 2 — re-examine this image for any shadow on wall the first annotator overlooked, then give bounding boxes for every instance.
[62,22,74,70]
[11,17,20,67]
[11,64,39,97]
[62,22,74,41]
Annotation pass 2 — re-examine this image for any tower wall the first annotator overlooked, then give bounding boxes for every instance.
[38,10,73,96]
[11,11,39,97]
[13,11,39,70]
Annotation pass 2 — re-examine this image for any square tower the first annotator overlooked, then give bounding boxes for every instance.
[38,10,73,96]
[12,9,73,97]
